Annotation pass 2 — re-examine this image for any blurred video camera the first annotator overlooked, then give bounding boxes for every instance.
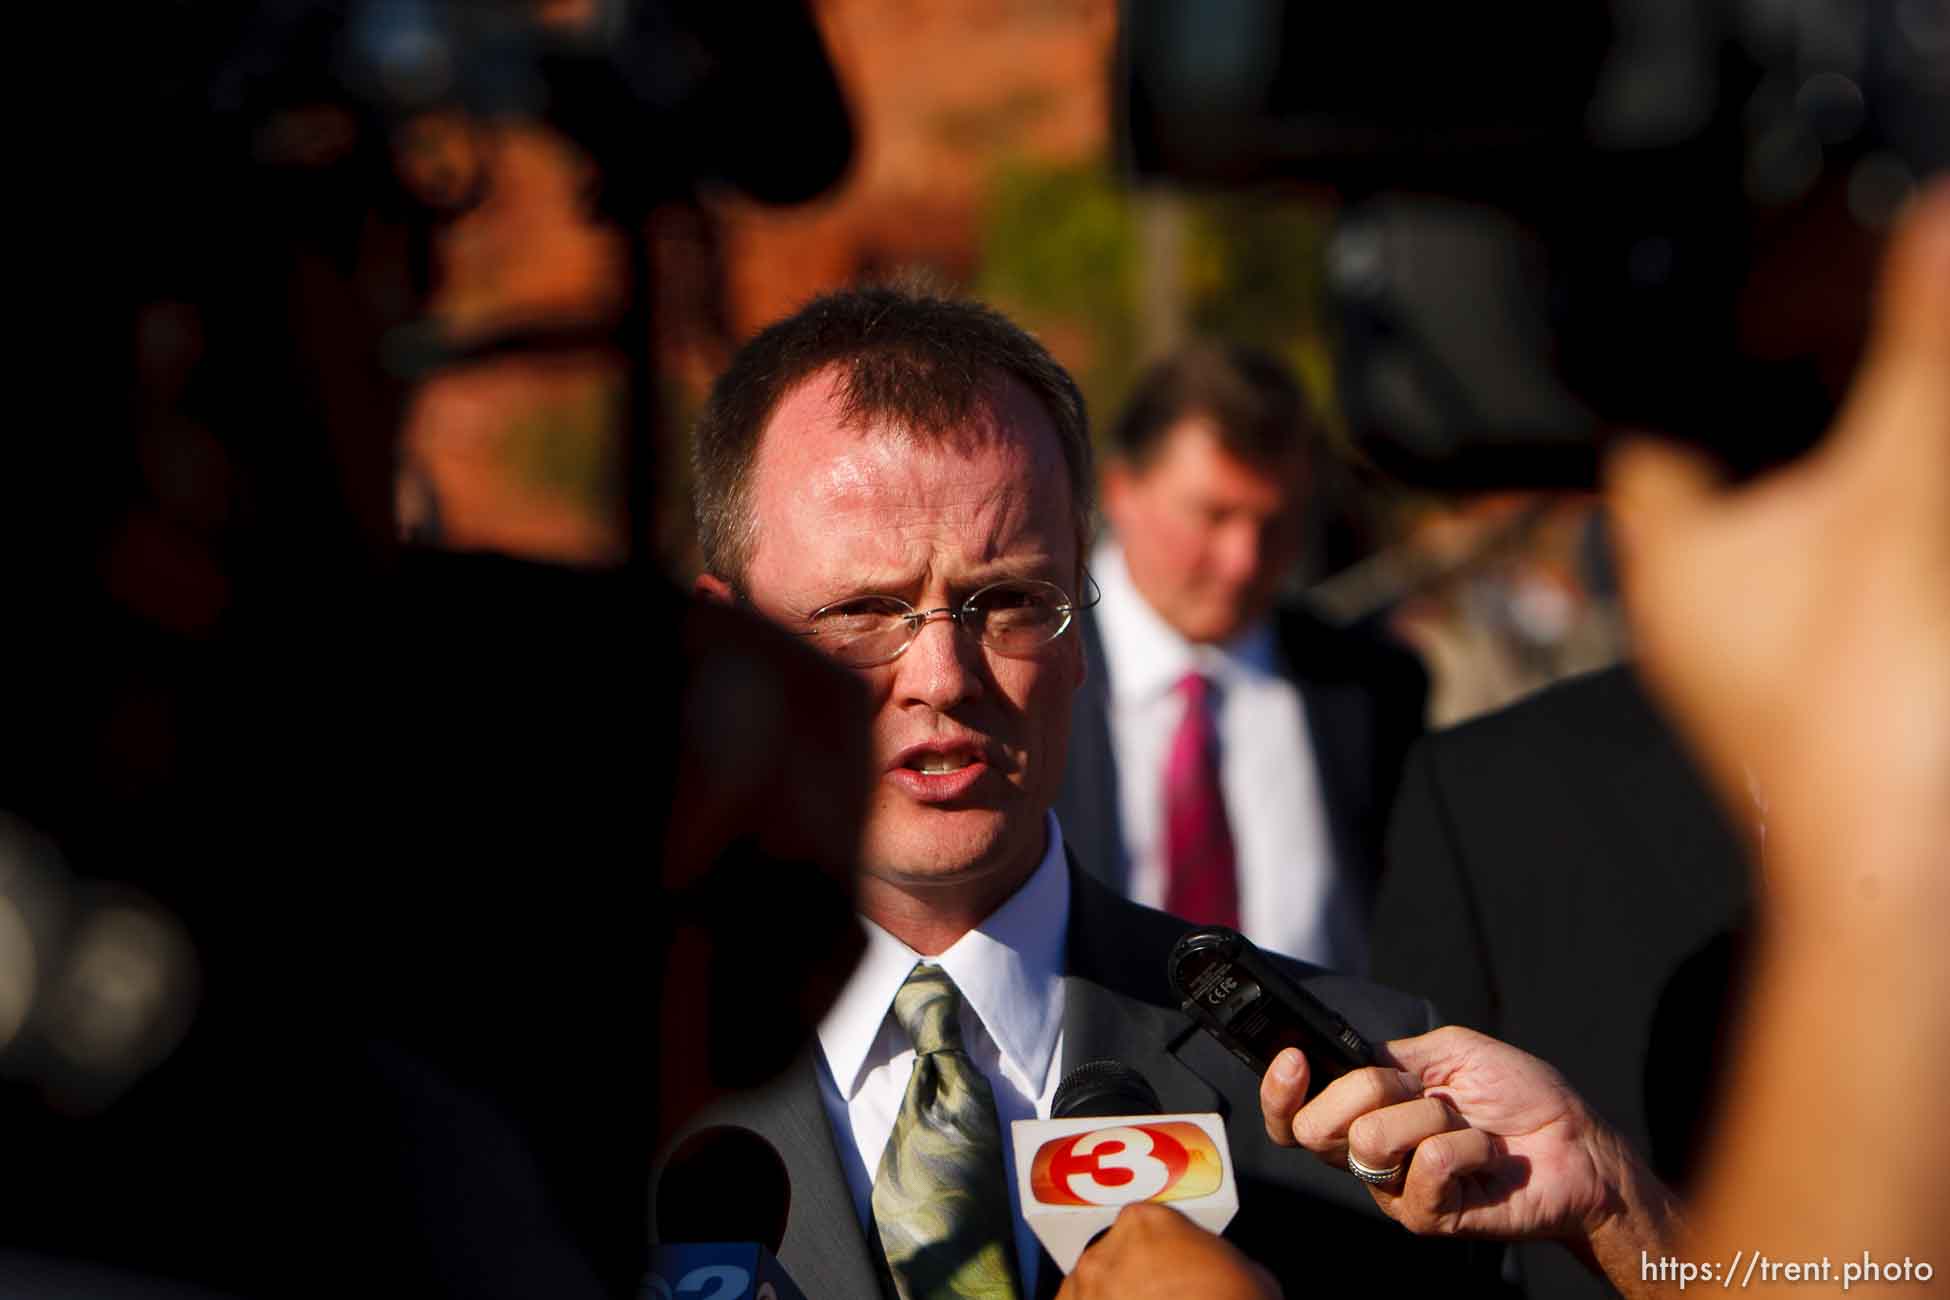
[1121,0,1949,487]
[200,0,848,216]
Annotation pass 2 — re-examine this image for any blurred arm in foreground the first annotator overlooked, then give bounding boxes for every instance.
[1605,179,1950,1272]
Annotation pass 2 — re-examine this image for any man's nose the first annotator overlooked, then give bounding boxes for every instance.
[892,610,985,711]
[1211,518,1270,585]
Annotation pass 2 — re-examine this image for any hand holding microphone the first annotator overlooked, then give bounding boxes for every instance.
[1259,1025,1684,1294]
[1055,1203,1281,1300]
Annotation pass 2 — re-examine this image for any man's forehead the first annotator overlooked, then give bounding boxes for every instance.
[1146,413,1306,486]
[742,366,1079,595]
[753,366,1066,502]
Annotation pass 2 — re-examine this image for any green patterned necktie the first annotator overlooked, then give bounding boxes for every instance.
[872,962,1022,1300]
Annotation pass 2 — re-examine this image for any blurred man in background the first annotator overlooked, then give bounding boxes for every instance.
[1057,343,1424,968]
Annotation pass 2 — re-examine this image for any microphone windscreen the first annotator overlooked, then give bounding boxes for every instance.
[1052,1060,1164,1120]
[654,1125,791,1254]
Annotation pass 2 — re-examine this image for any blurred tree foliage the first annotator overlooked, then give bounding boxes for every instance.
[975,160,1142,431]
[506,377,626,517]
[976,160,1340,454]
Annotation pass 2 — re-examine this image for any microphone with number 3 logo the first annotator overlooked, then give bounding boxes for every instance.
[1011,1061,1240,1274]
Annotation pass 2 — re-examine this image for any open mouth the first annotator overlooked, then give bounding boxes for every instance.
[908,754,977,775]
[889,742,990,801]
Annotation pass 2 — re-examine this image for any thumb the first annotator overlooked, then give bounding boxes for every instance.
[1603,434,1725,562]
[1830,177,1950,482]
[1866,178,1950,376]
[1381,1024,1487,1081]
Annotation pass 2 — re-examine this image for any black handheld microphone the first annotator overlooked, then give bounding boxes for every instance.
[1011,1060,1239,1274]
[647,1126,806,1300]
[1168,925,1373,1097]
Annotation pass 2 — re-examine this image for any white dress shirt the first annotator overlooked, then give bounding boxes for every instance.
[815,813,1070,1298]
[1092,536,1360,970]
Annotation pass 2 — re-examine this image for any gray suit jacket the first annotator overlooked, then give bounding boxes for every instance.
[653,864,1503,1297]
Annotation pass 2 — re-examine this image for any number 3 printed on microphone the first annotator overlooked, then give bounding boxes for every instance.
[1028,1122,1225,1206]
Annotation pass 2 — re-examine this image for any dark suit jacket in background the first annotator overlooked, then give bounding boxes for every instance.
[1055,604,1428,929]
[655,865,1504,1298]
[1373,665,1752,1300]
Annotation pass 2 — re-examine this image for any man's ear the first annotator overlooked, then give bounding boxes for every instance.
[1099,459,1132,528]
[694,573,736,605]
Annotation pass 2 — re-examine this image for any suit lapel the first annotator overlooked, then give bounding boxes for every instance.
[1054,610,1129,894]
[1040,861,1226,1297]
[1059,858,1226,1120]
[1058,974,1227,1120]
[730,1053,888,1300]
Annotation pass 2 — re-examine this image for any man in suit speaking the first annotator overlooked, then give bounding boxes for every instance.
[1056,344,1425,969]
[671,285,1487,1297]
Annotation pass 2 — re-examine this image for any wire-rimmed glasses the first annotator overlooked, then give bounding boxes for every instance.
[797,575,1095,668]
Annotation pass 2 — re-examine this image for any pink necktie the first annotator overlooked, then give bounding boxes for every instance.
[1162,671,1240,930]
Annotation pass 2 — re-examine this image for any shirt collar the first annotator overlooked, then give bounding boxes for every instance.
[815,813,1071,1100]
[1091,535,1279,701]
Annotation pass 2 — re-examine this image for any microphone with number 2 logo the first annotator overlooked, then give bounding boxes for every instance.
[646,1126,807,1300]
[1010,1060,1240,1274]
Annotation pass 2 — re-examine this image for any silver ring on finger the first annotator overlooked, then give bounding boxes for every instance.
[1346,1151,1405,1187]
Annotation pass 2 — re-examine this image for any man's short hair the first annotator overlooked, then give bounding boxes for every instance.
[1109,342,1317,471]
[693,283,1093,588]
